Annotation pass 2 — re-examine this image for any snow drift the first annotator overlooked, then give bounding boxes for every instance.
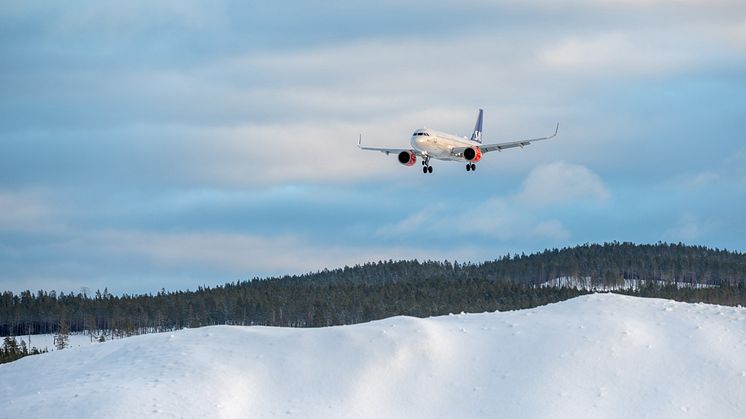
[2,294,745,418]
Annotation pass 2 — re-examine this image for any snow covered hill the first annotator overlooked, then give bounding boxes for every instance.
[2,294,745,418]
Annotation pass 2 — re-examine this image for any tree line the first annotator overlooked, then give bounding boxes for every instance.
[1,336,48,364]
[1,242,744,339]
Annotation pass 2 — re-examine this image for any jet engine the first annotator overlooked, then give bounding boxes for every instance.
[463,146,482,162]
[397,150,417,166]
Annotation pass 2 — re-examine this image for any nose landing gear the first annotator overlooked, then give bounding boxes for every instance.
[466,163,476,172]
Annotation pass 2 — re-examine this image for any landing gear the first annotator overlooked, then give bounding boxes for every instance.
[466,163,476,172]
[422,156,433,174]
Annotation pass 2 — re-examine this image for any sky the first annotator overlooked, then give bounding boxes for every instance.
[1,0,745,294]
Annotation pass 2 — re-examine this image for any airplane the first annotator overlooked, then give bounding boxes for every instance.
[357,109,559,174]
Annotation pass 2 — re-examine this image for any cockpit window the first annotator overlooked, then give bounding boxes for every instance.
[413,132,430,136]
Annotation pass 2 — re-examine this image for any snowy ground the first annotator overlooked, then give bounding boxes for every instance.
[13,332,102,352]
[538,276,718,291]
[2,294,745,418]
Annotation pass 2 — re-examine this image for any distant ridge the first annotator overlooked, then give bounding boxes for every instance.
[284,241,745,287]
[1,242,745,336]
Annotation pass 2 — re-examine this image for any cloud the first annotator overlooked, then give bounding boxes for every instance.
[515,161,610,207]
[42,1,226,37]
[0,191,46,229]
[540,32,695,77]
[532,220,572,241]
[0,189,66,234]
[457,198,572,241]
[725,148,746,182]
[682,171,721,189]
[375,203,448,238]
[663,214,716,243]
[376,162,596,243]
[2,225,482,291]
[675,152,746,191]
[734,18,746,42]
[88,230,437,274]
[376,195,573,244]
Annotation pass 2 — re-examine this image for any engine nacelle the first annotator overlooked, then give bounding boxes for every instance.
[397,150,417,166]
[463,146,482,162]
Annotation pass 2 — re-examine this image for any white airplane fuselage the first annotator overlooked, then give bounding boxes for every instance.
[410,129,478,162]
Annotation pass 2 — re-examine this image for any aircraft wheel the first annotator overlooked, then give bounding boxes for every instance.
[423,166,428,174]
[471,163,476,171]
[466,164,471,171]
[428,166,433,173]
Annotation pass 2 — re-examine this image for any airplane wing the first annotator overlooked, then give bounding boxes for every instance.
[357,135,423,156]
[452,123,559,155]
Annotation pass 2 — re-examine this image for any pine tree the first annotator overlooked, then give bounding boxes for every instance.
[3,336,18,355]
[54,320,70,350]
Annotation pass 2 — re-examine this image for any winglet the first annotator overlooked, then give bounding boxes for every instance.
[524,122,559,143]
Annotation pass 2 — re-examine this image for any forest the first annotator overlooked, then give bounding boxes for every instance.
[1,242,745,338]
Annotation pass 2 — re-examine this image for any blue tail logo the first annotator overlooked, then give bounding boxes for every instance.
[470,108,483,143]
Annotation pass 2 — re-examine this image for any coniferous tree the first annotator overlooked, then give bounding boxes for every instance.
[54,320,70,350]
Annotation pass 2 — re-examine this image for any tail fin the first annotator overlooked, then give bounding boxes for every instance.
[470,108,483,143]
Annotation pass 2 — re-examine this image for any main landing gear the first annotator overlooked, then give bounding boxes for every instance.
[422,157,433,174]
[466,163,476,172]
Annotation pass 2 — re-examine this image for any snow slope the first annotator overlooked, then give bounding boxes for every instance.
[2,294,745,418]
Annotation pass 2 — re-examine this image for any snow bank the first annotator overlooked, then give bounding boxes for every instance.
[1,294,745,418]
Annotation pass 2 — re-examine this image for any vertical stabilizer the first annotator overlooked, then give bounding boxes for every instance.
[470,109,483,143]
